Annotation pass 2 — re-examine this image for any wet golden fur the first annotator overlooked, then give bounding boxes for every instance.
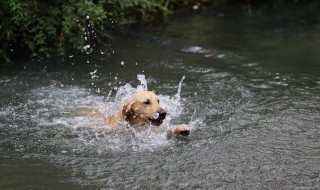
[106,91,164,127]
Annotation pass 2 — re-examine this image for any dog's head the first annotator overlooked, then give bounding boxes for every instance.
[122,91,166,127]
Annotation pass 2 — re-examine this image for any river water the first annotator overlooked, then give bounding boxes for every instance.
[1,2,320,189]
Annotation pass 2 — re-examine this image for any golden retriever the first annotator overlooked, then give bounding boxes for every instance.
[77,91,190,136]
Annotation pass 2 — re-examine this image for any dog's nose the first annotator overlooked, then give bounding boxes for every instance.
[158,110,167,119]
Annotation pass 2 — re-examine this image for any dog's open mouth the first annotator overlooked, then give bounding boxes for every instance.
[149,118,163,126]
[149,112,166,126]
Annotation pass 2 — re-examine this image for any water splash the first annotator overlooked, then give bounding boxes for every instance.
[174,75,186,102]
[165,75,186,117]
[137,74,148,91]
[0,74,189,155]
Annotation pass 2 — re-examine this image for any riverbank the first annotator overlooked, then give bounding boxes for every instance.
[0,0,315,63]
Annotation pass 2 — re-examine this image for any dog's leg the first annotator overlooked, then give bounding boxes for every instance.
[152,125,191,138]
[169,125,191,137]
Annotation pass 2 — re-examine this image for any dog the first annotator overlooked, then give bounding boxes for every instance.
[105,91,190,136]
[77,91,191,136]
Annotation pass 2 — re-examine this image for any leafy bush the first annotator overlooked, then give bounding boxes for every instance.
[2,0,298,63]
[1,0,108,62]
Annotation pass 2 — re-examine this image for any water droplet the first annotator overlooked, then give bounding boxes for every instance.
[90,70,98,79]
[217,54,225,58]
[86,15,90,19]
[121,61,124,66]
[89,69,97,75]
[83,45,90,50]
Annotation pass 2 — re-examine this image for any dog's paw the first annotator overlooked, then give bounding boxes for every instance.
[172,125,191,136]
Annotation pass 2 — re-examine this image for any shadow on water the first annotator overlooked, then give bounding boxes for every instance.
[1,2,320,189]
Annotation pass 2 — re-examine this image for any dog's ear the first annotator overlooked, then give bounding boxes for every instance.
[122,101,133,121]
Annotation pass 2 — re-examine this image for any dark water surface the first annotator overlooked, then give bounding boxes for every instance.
[1,3,320,189]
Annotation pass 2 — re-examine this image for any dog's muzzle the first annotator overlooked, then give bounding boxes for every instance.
[149,109,167,126]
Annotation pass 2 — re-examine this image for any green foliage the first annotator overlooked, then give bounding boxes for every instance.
[1,0,301,63]
[0,0,110,63]
[0,0,177,63]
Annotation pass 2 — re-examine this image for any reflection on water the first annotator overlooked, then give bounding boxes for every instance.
[1,2,320,189]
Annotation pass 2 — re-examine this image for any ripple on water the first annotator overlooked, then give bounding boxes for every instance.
[1,66,320,189]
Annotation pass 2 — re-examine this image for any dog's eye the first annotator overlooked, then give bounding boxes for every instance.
[157,99,160,103]
[143,100,150,105]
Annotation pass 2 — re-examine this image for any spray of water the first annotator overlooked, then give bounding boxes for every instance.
[137,74,148,91]
[0,74,190,154]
